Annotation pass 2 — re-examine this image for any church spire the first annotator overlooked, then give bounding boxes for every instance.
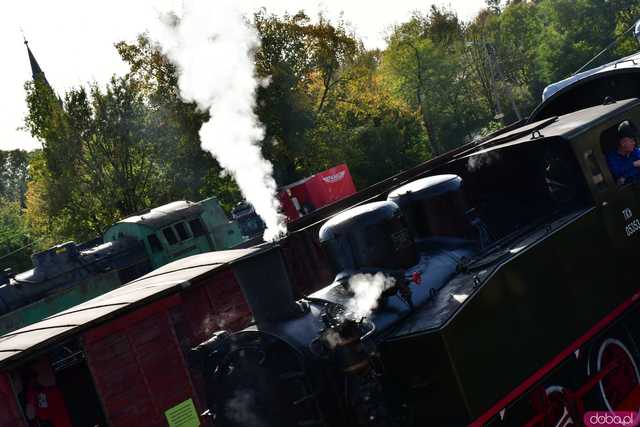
[24,39,51,87]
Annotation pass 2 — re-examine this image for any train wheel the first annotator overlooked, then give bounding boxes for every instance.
[543,386,577,427]
[588,337,640,411]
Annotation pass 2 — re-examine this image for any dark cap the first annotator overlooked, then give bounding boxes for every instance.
[618,120,639,140]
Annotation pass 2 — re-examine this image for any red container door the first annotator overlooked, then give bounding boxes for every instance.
[0,373,25,427]
[306,164,356,209]
[83,296,200,427]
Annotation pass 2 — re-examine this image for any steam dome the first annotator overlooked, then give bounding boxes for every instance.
[319,201,418,274]
[388,175,472,241]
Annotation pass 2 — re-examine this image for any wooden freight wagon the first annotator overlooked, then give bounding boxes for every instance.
[0,234,332,427]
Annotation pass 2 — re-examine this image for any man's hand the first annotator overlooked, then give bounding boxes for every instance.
[633,159,640,168]
[618,177,627,185]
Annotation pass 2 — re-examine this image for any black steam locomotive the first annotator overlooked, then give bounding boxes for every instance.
[192,47,640,426]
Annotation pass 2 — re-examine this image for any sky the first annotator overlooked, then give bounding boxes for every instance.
[1,0,487,152]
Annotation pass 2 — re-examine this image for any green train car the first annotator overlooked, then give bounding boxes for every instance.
[0,197,244,336]
[104,197,243,269]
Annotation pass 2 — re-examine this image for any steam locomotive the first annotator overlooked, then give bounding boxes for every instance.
[192,48,640,425]
[0,197,242,335]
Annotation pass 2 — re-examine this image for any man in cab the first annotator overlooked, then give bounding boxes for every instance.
[607,120,640,184]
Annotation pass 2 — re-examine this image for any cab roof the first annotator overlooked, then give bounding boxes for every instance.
[542,52,640,102]
[456,98,640,160]
[112,200,203,229]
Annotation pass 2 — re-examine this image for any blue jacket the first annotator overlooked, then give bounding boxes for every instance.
[607,148,640,182]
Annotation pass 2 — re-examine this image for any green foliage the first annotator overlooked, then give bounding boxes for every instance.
[536,0,618,82]
[19,0,640,255]
[382,7,493,154]
[116,36,217,204]
[0,150,31,206]
[307,51,429,188]
[24,75,169,242]
[467,1,543,118]
[0,199,33,272]
[252,11,429,188]
[253,10,360,184]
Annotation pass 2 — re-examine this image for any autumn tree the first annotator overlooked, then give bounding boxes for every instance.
[306,50,430,187]
[24,75,167,241]
[115,36,242,210]
[253,10,362,183]
[382,6,492,153]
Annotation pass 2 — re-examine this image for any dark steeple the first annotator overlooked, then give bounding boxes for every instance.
[24,39,51,87]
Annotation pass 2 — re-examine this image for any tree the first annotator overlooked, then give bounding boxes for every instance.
[0,199,34,272]
[536,0,619,83]
[253,10,360,184]
[115,36,225,205]
[306,50,429,188]
[466,1,543,121]
[24,75,168,241]
[0,150,31,206]
[382,7,492,153]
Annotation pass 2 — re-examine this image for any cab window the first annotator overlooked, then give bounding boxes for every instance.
[175,222,191,240]
[162,227,179,245]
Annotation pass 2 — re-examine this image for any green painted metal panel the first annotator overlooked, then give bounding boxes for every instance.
[0,270,122,336]
[103,222,148,242]
[211,222,243,249]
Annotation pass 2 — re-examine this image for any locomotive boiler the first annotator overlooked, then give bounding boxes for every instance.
[194,96,640,426]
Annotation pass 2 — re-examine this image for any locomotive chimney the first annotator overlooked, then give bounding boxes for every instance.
[233,246,305,328]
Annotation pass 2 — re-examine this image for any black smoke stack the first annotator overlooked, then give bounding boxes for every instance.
[233,246,304,328]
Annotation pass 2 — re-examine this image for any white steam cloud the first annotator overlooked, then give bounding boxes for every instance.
[225,390,264,427]
[150,1,286,241]
[346,272,395,319]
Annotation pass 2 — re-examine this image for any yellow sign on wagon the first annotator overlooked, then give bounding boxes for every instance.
[165,398,200,427]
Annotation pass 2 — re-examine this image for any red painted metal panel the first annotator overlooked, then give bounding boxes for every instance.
[277,164,356,222]
[182,269,252,347]
[0,373,25,427]
[306,164,356,208]
[84,294,181,345]
[84,296,199,427]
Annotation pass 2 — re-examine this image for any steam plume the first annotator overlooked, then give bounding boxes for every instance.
[225,390,264,427]
[150,1,286,241]
[346,272,395,319]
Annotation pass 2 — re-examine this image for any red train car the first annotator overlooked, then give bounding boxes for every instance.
[0,238,330,427]
[278,164,356,221]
